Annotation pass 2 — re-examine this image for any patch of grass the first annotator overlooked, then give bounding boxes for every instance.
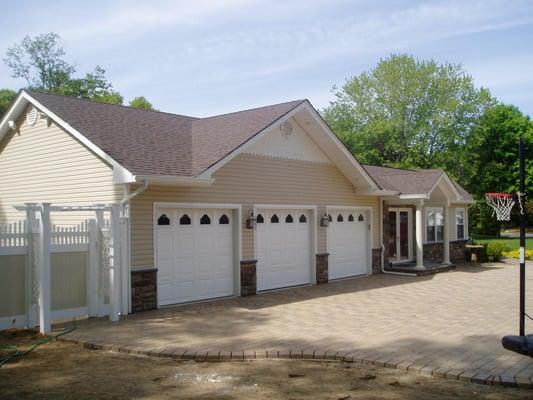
[474,236,533,251]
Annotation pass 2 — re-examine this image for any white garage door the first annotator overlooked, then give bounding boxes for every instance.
[155,208,235,306]
[328,210,368,280]
[256,209,311,291]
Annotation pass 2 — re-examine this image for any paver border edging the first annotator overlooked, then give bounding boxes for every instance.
[58,337,533,389]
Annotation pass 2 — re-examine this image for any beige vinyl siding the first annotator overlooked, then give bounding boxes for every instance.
[0,107,122,225]
[131,154,380,269]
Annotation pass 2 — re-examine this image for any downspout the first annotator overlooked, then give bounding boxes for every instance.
[380,198,413,276]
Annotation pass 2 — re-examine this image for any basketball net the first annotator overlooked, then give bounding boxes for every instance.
[485,193,515,221]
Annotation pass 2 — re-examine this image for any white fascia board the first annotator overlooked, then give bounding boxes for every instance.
[449,199,476,205]
[302,102,380,191]
[196,101,307,179]
[399,194,429,199]
[357,189,399,196]
[0,91,27,139]
[0,91,135,184]
[428,173,462,202]
[135,175,215,187]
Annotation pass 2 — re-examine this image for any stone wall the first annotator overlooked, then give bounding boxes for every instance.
[450,239,468,262]
[423,239,468,263]
[131,268,157,313]
[316,253,329,284]
[372,248,382,274]
[240,260,257,296]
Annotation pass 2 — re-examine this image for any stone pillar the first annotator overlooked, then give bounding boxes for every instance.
[316,253,329,284]
[372,248,382,274]
[131,268,157,312]
[443,204,451,264]
[240,260,257,296]
[415,201,424,268]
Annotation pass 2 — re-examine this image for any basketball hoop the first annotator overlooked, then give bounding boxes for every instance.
[485,192,515,221]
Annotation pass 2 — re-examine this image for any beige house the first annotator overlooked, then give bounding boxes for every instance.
[0,91,473,312]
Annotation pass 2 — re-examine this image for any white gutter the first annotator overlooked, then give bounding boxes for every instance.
[134,175,215,187]
[379,198,414,276]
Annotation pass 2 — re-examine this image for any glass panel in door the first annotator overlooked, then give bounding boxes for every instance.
[388,211,397,260]
[399,211,409,260]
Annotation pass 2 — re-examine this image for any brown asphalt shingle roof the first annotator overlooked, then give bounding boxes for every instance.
[29,91,304,177]
[363,164,472,201]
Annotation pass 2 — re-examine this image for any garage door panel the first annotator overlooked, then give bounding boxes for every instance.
[156,207,235,306]
[175,257,194,276]
[176,231,194,253]
[257,208,311,291]
[157,259,174,281]
[328,209,368,280]
[158,283,175,305]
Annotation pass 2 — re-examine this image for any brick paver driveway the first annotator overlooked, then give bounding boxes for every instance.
[61,260,533,387]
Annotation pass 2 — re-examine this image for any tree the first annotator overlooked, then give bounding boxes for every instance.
[466,104,533,233]
[129,96,155,110]
[3,33,122,105]
[0,89,17,117]
[322,54,494,180]
[4,33,73,91]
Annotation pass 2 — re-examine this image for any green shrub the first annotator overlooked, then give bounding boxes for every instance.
[485,242,510,262]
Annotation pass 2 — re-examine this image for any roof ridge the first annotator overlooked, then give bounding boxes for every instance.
[25,90,199,120]
[198,99,306,121]
[363,164,444,174]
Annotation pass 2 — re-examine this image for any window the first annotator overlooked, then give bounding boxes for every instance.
[348,214,354,222]
[299,214,307,223]
[358,214,364,222]
[179,214,191,225]
[285,214,293,223]
[257,214,264,224]
[271,214,279,223]
[337,214,344,222]
[426,208,443,242]
[157,214,170,226]
[456,208,465,239]
[219,214,230,225]
[200,214,211,225]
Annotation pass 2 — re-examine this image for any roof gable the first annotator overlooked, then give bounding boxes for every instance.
[363,164,473,202]
[0,92,379,190]
[242,116,332,164]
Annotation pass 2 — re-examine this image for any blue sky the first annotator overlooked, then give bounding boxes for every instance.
[0,0,532,117]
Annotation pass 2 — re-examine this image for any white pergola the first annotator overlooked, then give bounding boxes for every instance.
[13,203,126,334]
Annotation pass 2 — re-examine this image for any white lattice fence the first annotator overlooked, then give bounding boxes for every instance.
[0,203,128,332]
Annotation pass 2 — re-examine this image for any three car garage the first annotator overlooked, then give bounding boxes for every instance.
[154,205,371,307]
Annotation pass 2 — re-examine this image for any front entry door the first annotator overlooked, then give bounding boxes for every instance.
[388,208,412,263]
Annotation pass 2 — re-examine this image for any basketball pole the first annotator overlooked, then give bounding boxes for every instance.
[519,136,526,337]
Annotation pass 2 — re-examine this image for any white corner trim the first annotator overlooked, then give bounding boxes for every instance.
[0,91,135,183]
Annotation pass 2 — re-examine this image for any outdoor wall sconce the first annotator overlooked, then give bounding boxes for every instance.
[246,212,257,229]
[320,213,330,228]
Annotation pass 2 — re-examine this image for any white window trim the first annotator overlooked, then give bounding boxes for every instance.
[425,207,444,243]
[455,207,468,240]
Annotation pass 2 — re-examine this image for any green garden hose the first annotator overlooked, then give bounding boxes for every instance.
[0,325,76,367]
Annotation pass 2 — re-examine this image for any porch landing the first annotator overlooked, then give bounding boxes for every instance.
[385,261,456,276]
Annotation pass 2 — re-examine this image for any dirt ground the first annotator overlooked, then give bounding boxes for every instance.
[0,330,531,400]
